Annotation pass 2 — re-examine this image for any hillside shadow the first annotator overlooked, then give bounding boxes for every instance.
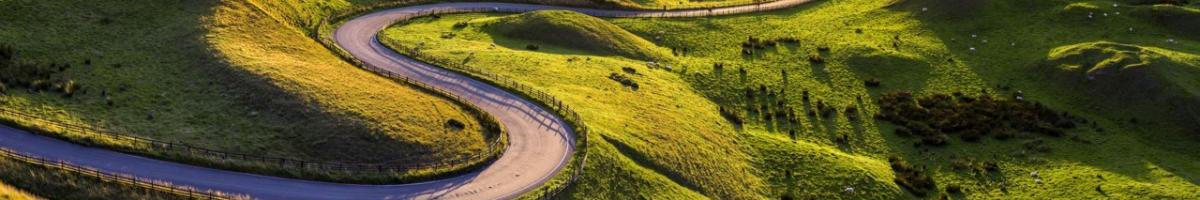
[0,0,483,166]
[884,0,1200,188]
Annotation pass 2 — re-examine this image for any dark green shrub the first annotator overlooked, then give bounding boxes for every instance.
[890,157,936,197]
[741,37,799,55]
[876,92,1079,146]
[807,55,825,64]
[608,72,638,90]
[621,66,637,74]
[0,45,14,64]
[894,127,913,137]
[982,161,1000,173]
[865,78,881,87]
[57,80,79,98]
[525,44,539,51]
[445,119,466,131]
[719,106,745,126]
[945,184,963,194]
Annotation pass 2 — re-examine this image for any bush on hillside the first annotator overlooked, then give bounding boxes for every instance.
[891,157,936,197]
[876,92,1079,146]
[719,106,745,126]
[621,66,637,74]
[945,184,963,194]
[807,55,825,64]
[525,44,539,51]
[740,36,799,55]
[608,72,639,90]
[445,119,466,131]
[865,78,881,87]
[0,44,79,97]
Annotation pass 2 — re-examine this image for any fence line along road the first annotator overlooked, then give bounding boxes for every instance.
[0,107,505,174]
[0,0,815,199]
[0,148,240,200]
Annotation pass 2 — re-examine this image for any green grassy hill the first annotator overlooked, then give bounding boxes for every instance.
[0,0,761,197]
[0,0,495,186]
[384,13,766,199]
[1043,41,1200,129]
[484,10,672,61]
[382,0,1200,198]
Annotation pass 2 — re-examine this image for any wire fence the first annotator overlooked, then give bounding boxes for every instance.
[0,105,505,174]
[0,148,244,200]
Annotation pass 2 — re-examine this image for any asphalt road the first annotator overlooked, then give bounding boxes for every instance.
[0,0,811,199]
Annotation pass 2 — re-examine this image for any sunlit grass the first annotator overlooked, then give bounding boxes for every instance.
[381,0,1200,198]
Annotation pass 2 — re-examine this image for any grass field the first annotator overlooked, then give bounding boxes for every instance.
[1,0,495,184]
[0,0,763,195]
[381,0,1200,198]
[209,0,498,168]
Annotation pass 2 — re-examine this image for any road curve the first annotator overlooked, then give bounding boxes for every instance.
[0,0,812,199]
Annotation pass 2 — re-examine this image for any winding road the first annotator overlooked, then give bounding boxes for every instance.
[0,0,812,199]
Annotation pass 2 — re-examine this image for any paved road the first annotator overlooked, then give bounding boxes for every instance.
[0,0,812,199]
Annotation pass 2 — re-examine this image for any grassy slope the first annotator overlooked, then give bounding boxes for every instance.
[485,10,672,61]
[0,0,489,166]
[0,158,181,200]
[383,14,764,199]
[381,0,1200,198]
[209,0,493,166]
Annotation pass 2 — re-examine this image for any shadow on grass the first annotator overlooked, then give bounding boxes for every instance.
[883,0,1200,190]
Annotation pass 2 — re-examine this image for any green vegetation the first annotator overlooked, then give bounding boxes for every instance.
[0,158,179,200]
[0,182,38,200]
[1,0,494,185]
[209,0,498,176]
[1044,41,1200,130]
[0,0,765,194]
[384,13,763,199]
[382,0,1200,198]
[483,10,672,61]
[877,92,1083,145]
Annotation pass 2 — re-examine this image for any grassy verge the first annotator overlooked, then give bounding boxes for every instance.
[0,157,184,200]
[380,0,1200,198]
